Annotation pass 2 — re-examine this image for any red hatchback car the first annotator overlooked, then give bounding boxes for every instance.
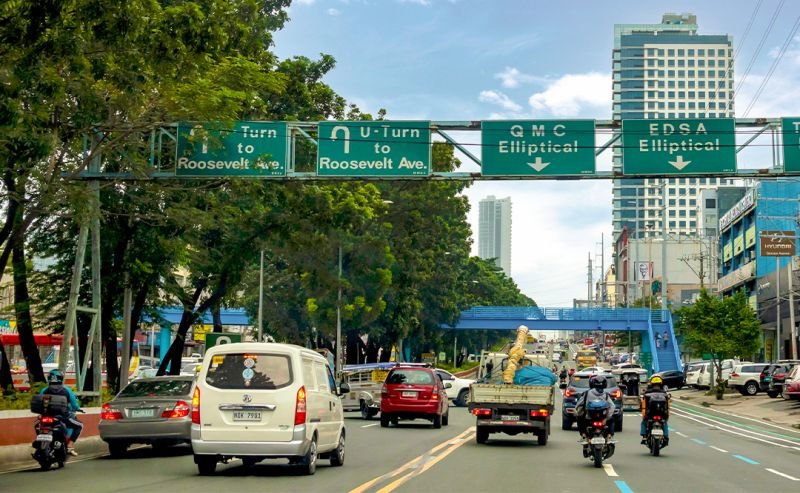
[380,366,450,428]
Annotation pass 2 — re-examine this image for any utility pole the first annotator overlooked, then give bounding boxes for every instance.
[587,252,593,309]
[776,257,781,361]
[789,258,797,360]
[336,245,343,378]
[661,180,668,310]
[601,232,605,307]
[257,250,264,343]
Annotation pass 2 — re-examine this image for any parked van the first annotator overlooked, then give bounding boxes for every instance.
[191,343,348,476]
[684,362,708,388]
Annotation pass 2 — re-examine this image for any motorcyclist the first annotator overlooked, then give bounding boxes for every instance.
[575,375,616,442]
[640,375,670,445]
[40,369,83,456]
[559,367,568,383]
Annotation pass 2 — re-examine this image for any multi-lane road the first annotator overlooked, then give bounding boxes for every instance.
[2,392,799,493]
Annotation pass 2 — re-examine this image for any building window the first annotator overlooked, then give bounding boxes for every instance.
[678,49,685,56]
[698,59,705,67]
[669,210,676,217]
[690,210,697,217]
[679,210,687,217]
[688,59,695,67]
[669,199,676,206]
[709,59,716,67]
[669,221,676,228]
[679,199,686,206]
[698,49,705,56]
[678,59,685,67]
[689,199,696,206]
[705,198,716,208]
[668,49,675,56]
[718,49,725,56]
[679,221,686,228]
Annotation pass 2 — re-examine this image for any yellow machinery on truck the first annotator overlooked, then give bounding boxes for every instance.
[575,350,598,369]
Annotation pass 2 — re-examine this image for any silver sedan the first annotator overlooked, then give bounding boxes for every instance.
[99,375,195,457]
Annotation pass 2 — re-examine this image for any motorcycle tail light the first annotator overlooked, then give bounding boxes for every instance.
[654,415,662,421]
[592,421,604,427]
[40,416,55,424]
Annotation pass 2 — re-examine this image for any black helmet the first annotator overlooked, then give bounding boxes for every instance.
[589,374,606,391]
[47,369,64,384]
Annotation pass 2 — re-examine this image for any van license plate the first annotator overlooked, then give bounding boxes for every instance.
[500,415,519,421]
[36,434,53,442]
[401,391,417,397]
[131,408,155,418]
[233,411,262,422]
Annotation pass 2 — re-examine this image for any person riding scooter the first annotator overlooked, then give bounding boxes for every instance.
[575,375,616,441]
[640,375,670,445]
[40,369,83,456]
[559,367,568,385]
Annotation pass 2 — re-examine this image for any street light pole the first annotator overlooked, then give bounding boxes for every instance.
[336,244,343,378]
[661,180,668,311]
[257,250,264,342]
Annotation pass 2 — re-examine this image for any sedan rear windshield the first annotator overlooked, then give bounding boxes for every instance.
[119,379,193,397]
[205,353,293,390]
[571,375,617,388]
[387,369,434,385]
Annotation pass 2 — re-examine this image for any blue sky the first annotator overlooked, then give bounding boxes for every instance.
[274,0,800,306]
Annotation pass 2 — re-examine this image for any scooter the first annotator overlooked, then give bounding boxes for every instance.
[582,401,616,468]
[643,396,669,456]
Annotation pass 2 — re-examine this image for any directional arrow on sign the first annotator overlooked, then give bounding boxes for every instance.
[527,157,550,172]
[668,155,692,170]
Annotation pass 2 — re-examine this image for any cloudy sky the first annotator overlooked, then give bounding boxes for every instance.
[274,0,800,306]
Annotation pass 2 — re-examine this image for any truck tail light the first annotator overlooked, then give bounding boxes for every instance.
[191,387,201,424]
[295,386,307,425]
[472,408,491,417]
[530,409,549,417]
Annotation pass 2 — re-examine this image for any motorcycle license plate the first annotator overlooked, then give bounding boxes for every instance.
[651,429,664,436]
[36,434,53,442]
[590,437,606,445]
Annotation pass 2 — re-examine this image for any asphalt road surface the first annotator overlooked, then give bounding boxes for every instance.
[2,394,799,493]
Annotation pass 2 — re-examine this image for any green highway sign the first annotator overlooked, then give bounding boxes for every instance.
[205,332,242,349]
[317,121,431,177]
[782,118,800,172]
[176,122,288,177]
[481,120,595,176]
[622,118,736,175]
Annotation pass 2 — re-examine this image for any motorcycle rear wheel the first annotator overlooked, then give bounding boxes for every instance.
[650,439,660,456]
[592,447,603,468]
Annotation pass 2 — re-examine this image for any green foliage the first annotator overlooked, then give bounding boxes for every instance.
[676,289,761,399]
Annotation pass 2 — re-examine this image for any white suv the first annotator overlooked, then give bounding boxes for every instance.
[435,369,475,407]
[729,363,770,396]
[191,343,347,476]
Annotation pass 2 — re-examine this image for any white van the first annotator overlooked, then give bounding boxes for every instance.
[684,362,708,388]
[191,343,347,476]
[696,359,739,389]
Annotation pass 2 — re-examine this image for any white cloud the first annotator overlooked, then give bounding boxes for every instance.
[295,0,316,4]
[328,8,341,15]
[398,0,431,5]
[495,66,543,89]
[478,90,522,113]
[528,72,610,117]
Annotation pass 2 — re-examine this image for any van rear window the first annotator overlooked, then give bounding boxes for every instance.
[205,353,293,390]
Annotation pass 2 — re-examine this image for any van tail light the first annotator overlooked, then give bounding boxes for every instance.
[101,403,123,420]
[295,386,307,425]
[472,408,492,417]
[162,400,190,419]
[564,388,576,398]
[530,409,549,417]
[610,389,622,400]
[191,387,201,424]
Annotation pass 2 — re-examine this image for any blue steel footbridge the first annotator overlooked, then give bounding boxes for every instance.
[443,307,681,372]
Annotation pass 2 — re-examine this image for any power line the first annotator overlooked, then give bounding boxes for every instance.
[734,0,786,98]
[743,13,800,117]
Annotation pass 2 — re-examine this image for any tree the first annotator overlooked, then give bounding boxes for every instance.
[676,289,760,399]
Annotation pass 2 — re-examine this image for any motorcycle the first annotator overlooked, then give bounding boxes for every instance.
[30,394,72,470]
[582,401,616,468]
[643,394,669,456]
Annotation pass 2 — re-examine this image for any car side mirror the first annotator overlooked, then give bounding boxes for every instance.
[444,382,453,389]
[339,382,350,395]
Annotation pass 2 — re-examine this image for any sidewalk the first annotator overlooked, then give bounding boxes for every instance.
[672,388,800,429]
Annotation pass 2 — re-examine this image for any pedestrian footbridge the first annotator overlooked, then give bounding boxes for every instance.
[443,307,680,373]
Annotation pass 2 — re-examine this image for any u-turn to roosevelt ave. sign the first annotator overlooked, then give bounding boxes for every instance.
[481,120,595,176]
[317,121,431,177]
[621,118,736,175]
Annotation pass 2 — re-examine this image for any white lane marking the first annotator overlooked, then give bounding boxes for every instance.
[766,468,800,481]
[603,464,619,477]
[674,400,800,435]
[675,432,688,437]
[671,410,800,449]
[362,423,379,428]
[709,446,728,453]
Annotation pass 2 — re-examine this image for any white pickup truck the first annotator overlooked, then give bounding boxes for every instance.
[468,382,555,445]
